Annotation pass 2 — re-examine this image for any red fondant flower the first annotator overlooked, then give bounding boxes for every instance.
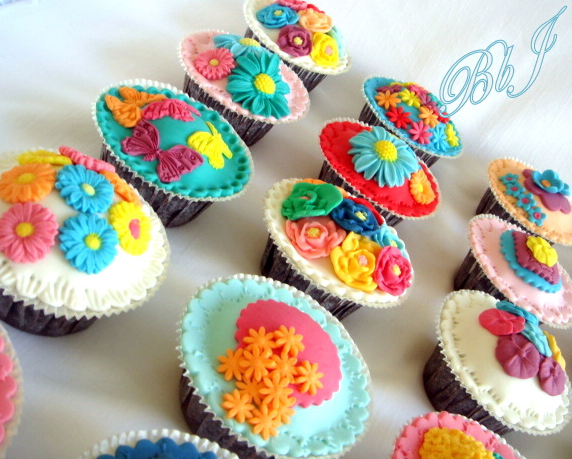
[495,334,541,379]
[386,106,411,129]
[479,308,525,336]
[373,246,412,296]
[538,356,566,396]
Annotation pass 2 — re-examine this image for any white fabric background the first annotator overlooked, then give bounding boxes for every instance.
[1,0,572,457]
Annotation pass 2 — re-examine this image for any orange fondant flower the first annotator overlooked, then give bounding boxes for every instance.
[221,389,255,423]
[270,353,298,384]
[409,169,435,205]
[217,348,244,381]
[273,325,305,357]
[375,90,400,110]
[242,327,277,352]
[418,106,439,128]
[0,163,56,203]
[100,170,140,205]
[239,345,276,382]
[248,404,282,440]
[236,376,265,406]
[295,360,324,396]
[259,372,295,410]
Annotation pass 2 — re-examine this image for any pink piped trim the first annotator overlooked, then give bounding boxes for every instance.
[59,146,115,173]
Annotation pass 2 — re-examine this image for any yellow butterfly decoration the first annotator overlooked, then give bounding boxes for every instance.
[187,121,233,169]
[104,87,166,128]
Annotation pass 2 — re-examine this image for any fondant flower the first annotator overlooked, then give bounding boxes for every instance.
[271,353,298,383]
[242,327,277,351]
[420,427,493,459]
[373,246,412,296]
[221,389,255,423]
[522,169,571,214]
[374,90,400,110]
[194,47,236,80]
[0,163,56,203]
[236,377,265,406]
[429,124,449,152]
[0,202,58,263]
[277,25,312,57]
[326,26,345,56]
[294,360,324,395]
[17,149,72,167]
[248,404,282,440]
[330,198,380,237]
[98,438,213,459]
[445,123,459,146]
[273,325,305,357]
[500,173,522,197]
[55,164,114,214]
[538,356,566,396]
[544,331,566,370]
[100,170,140,205]
[495,333,541,379]
[496,300,539,325]
[330,232,381,292]
[398,89,421,108]
[528,206,546,226]
[227,51,291,118]
[59,213,119,274]
[239,346,276,382]
[277,0,308,11]
[409,169,436,205]
[213,34,265,57]
[260,371,295,408]
[58,146,115,173]
[526,235,557,267]
[298,8,333,33]
[531,169,570,195]
[310,32,339,66]
[256,3,299,28]
[408,120,432,145]
[372,224,406,252]
[109,201,151,256]
[478,308,525,335]
[377,84,401,94]
[385,106,411,129]
[418,106,439,128]
[285,215,346,259]
[281,182,343,220]
[217,348,244,382]
[348,126,420,187]
[516,192,535,211]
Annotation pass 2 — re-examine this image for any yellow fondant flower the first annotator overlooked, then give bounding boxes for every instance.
[187,121,233,169]
[445,123,459,147]
[109,201,151,256]
[526,236,557,267]
[330,232,381,292]
[375,90,401,110]
[419,427,493,459]
[544,331,566,370]
[17,150,73,166]
[409,169,436,205]
[398,89,421,108]
[310,32,339,67]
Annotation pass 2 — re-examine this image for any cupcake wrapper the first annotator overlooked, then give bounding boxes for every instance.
[183,74,274,146]
[318,161,403,226]
[357,103,439,167]
[260,236,362,319]
[453,250,505,299]
[476,187,526,230]
[101,146,213,227]
[244,28,328,92]
[423,344,512,435]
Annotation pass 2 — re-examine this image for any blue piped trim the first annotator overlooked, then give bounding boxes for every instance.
[496,300,539,326]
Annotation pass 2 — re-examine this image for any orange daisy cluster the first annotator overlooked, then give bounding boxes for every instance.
[217,325,324,440]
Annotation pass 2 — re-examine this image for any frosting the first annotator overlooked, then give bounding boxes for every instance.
[488,158,572,245]
[0,150,169,319]
[244,0,350,74]
[363,77,463,158]
[95,82,253,199]
[265,178,413,307]
[439,290,571,434]
[392,412,523,459]
[180,30,309,123]
[179,275,370,457]
[320,120,440,219]
[468,214,572,327]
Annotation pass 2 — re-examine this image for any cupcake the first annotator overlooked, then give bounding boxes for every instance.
[392,411,525,459]
[423,289,571,435]
[178,274,371,459]
[0,149,169,336]
[476,158,572,245]
[454,214,572,328]
[0,325,22,459]
[243,0,350,91]
[94,79,254,227]
[180,30,309,146]
[359,76,462,167]
[262,178,413,319]
[318,119,440,226]
[80,429,236,459]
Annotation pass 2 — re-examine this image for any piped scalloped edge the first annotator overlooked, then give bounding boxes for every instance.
[467,213,572,329]
[242,0,351,76]
[79,429,239,459]
[435,289,572,435]
[176,273,372,459]
[360,74,464,160]
[265,178,414,308]
[178,29,311,125]
[317,117,442,221]
[92,78,255,204]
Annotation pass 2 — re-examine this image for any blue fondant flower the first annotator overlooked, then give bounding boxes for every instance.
[213,33,267,58]
[59,213,118,274]
[531,169,570,196]
[521,321,552,357]
[372,224,407,256]
[227,51,291,118]
[98,437,216,459]
[348,127,420,187]
[496,300,539,325]
[330,199,380,237]
[528,206,547,226]
[500,174,523,198]
[327,26,345,56]
[429,124,448,152]
[516,192,535,211]
[56,164,114,214]
[256,4,299,28]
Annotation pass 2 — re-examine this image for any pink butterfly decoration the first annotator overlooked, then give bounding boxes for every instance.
[121,120,204,183]
[142,99,201,122]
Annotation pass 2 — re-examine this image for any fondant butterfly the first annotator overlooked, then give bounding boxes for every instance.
[121,120,204,183]
[105,87,166,128]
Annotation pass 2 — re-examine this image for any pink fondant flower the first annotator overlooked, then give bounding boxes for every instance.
[0,202,58,263]
[59,146,115,173]
[195,48,236,80]
[538,356,566,396]
[495,334,541,379]
[386,106,411,129]
[479,308,525,336]
[408,120,432,144]
[373,246,412,296]
[285,216,346,259]
[277,0,308,11]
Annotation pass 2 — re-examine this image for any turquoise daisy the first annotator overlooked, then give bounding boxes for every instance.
[213,33,267,58]
[348,127,420,187]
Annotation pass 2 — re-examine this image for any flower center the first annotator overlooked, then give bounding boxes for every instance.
[209,58,220,67]
[15,222,34,237]
[274,9,284,16]
[355,211,367,221]
[82,183,96,196]
[254,73,276,95]
[293,36,304,45]
[16,173,36,184]
[239,38,260,47]
[324,45,333,56]
[392,264,401,276]
[357,254,369,266]
[129,218,141,239]
[541,179,552,188]
[85,233,102,250]
[415,182,424,193]
[374,140,398,162]
[306,227,321,238]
